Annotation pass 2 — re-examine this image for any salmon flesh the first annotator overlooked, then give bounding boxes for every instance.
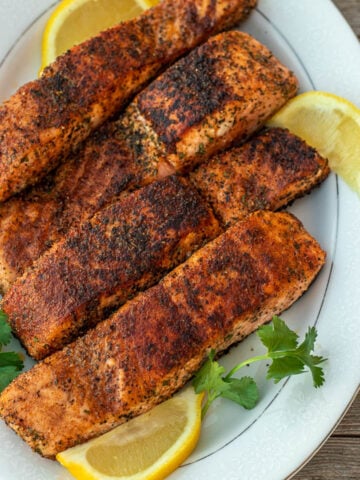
[0,30,298,292]
[0,0,257,202]
[0,210,326,458]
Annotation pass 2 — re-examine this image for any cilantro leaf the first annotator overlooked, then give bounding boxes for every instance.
[0,311,12,347]
[193,350,228,396]
[257,315,299,352]
[0,351,24,369]
[0,310,24,392]
[299,325,317,353]
[267,356,306,383]
[193,316,326,418]
[193,350,231,417]
[221,376,259,409]
[261,321,327,388]
[292,326,326,387]
[0,366,22,392]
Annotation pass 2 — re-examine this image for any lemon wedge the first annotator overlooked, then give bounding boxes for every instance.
[56,387,203,480]
[267,91,360,195]
[41,0,159,71]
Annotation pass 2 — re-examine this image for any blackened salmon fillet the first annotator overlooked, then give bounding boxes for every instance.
[0,0,257,202]
[190,127,330,227]
[0,210,326,458]
[1,127,329,360]
[2,175,220,359]
[0,30,298,292]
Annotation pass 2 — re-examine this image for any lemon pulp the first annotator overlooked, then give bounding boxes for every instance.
[54,0,143,54]
[87,405,186,475]
[56,387,203,480]
[267,91,360,195]
[41,0,158,70]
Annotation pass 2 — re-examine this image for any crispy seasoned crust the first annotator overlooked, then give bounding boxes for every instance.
[0,0,257,202]
[0,30,298,293]
[136,30,298,171]
[0,211,326,458]
[1,126,330,361]
[2,175,220,359]
[190,127,330,226]
[0,121,143,293]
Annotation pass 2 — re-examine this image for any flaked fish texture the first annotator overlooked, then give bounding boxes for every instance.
[0,0,257,202]
[0,211,326,458]
[0,30,298,292]
[190,127,330,227]
[2,175,220,359]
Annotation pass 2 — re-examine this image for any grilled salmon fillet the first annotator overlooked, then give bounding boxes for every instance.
[134,30,298,173]
[0,121,144,293]
[0,30,298,292]
[2,128,329,359]
[0,211,326,458]
[190,127,330,226]
[2,175,220,359]
[0,0,257,202]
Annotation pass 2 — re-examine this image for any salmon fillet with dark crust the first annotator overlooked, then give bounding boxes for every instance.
[0,30,298,292]
[1,128,329,359]
[190,127,330,226]
[2,175,220,359]
[0,0,257,202]
[134,30,298,173]
[0,211,326,458]
[0,121,143,293]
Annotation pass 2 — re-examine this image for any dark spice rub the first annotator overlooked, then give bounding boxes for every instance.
[1,128,329,360]
[0,0,257,202]
[137,30,299,171]
[0,211,326,458]
[2,176,220,359]
[190,127,330,226]
[0,30,298,293]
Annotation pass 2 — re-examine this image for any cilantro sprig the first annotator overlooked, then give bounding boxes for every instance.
[0,310,24,392]
[193,316,326,418]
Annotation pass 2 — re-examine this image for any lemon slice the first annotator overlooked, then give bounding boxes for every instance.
[267,91,360,195]
[56,387,203,480]
[41,0,158,71]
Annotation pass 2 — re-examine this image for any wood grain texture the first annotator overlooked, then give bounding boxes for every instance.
[293,2,359,477]
[333,0,360,38]
[292,394,360,479]
[295,437,360,479]
[335,393,360,436]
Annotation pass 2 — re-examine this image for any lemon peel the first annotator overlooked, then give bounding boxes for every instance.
[57,387,203,480]
[267,91,360,195]
[41,0,158,71]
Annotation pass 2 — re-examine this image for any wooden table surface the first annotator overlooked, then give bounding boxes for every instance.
[292,1,360,479]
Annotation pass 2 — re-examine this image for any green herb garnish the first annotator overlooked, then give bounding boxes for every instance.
[193,315,326,418]
[0,310,24,392]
